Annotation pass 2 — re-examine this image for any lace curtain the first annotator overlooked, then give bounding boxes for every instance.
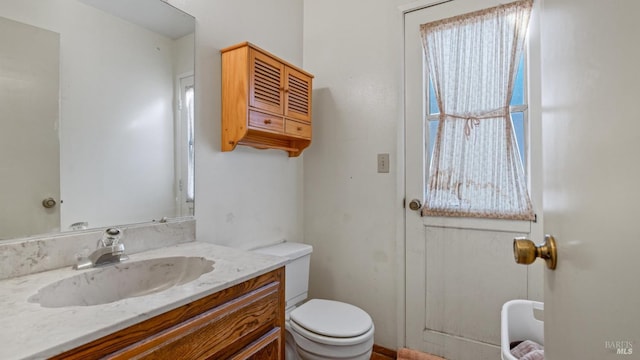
[420,0,535,220]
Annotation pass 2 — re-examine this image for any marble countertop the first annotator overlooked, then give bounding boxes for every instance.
[0,241,287,360]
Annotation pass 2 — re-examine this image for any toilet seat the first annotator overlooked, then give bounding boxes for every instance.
[289,320,375,359]
[289,299,374,346]
[290,320,375,346]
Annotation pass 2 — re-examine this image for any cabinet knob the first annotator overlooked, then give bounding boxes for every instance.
[264,119,272,125]
[297,126,302,131]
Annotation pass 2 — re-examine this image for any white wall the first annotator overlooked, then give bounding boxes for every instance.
[174,32,194,77]
[302,0,410,349]
[166,0,304,249]
[0,0,178,232]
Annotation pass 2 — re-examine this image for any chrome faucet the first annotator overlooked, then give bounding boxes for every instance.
[74,228,128,270]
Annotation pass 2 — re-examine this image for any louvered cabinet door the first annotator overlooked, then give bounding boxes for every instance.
[250,50,284,115]
[284,67,312,122]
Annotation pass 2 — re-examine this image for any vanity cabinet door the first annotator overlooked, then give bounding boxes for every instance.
[109,282,281,359]
[229,328,281,360]
[51,268,285,360]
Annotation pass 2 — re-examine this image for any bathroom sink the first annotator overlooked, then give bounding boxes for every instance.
[29,256,215,308]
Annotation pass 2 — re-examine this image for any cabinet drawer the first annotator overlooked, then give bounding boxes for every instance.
[230,327,281,359]
[285,120,311,139]
[108,282,280,360]
[249,110,284,133]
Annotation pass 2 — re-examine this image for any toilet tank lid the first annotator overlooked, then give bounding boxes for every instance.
[253,242,312,259]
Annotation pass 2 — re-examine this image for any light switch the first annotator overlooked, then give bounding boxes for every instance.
[377,153,390,173]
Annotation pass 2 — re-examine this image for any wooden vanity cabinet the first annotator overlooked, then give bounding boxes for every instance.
[51,267,285,360]
[221,42,314,157]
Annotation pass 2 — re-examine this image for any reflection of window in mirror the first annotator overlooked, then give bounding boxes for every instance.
[186,85,195,203]
[177,75,195,216]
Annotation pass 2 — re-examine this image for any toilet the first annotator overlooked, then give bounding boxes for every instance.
[253,242,374,360]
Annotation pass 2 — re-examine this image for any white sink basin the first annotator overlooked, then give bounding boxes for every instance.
[29,256,215,308]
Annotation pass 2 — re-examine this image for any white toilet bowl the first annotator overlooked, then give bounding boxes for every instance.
[287,299,374,360]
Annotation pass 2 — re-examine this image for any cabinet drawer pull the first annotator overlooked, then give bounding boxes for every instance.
[297,126,302,131]
[264,119,272,125]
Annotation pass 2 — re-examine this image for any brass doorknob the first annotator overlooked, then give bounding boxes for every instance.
[513,235,557,270]
[408,199,422,211]
[42,197,57,209]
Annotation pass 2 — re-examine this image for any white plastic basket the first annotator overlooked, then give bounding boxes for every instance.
[500,299,544,360]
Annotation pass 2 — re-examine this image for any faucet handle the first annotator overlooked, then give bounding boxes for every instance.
[100,227,123,247]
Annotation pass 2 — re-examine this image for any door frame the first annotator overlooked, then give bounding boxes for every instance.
[396,0,545,350]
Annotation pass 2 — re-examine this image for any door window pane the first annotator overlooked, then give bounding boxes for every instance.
[511,111,525,166]
[510,56,525,106]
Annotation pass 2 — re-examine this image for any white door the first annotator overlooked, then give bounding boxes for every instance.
[540,0,640,358]
[0,17,60,239]
[404,1,542,359]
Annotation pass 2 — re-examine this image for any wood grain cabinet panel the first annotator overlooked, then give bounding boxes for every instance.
[222,42,314,157]
[51,268,285,360]
[284,67,312,123]
[230,328,281,360]
[250,51,284,115]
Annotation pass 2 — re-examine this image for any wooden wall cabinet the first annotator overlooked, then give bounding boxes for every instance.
[52,268,285,360]
[221,42,314,157]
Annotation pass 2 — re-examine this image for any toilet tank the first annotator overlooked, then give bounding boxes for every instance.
[253,242,312,310]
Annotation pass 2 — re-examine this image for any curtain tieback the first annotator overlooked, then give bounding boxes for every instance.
[441,107,510,137]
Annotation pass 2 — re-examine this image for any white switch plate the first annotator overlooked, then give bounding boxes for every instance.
[377,153,390,173]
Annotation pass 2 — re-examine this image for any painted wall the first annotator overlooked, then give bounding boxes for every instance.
[302,0,411,349]
[166,0,304,249]
[174,33,194,77]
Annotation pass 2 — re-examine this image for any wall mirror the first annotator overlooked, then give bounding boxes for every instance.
[0,0,195,240]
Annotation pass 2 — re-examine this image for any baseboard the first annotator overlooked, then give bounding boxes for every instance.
[372,344,397,359]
